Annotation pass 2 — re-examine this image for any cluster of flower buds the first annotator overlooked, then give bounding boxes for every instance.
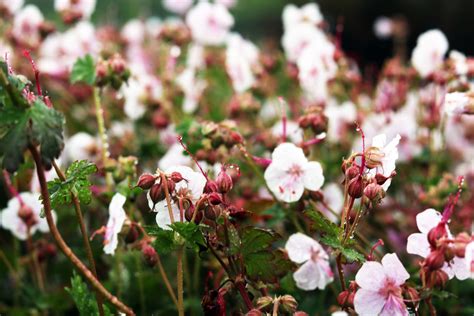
[337,281,357,309]
[96,54,130,89]
[105,155,138,183]
[254,295,298,314]
[202,121,244,150]
[229,93,261,118]
[137,171,181,208]
[36,240,57,262]
[159,23,191,46]
[298,106,328,135]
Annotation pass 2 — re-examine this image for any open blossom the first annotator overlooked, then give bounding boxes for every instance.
[158,143,192,170]
[264,143,324,203]
[64,132,99,162]
[354,253,410,315]
[282,23,326,63]
[186,2,234,46]
[449,50,469,76]
[0,0,24,15]
[285,233,333,290]
[411,29,448,77]
[148,166,206,230]
[406,208,470,280]
[444,92,472,116]
[0,193,56,240]
[12,4,44,47]
[104,193,127,255]
[271,120,303,144]
[225,33,259,93]
[162,0,193,15]
[54,0,96,20]
[176,67,207,113]
[366,133,401,191]
[282,3,323,30]
[120,73,163,120]
[466,241,474,279]
[121,19,146,45]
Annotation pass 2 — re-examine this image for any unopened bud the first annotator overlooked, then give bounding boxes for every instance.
[204,180,219,193]
[345,165,360,180]
[256,296,273,310]
[137,173,157,190]
[364,183,385,201]
[142,244,158,267]
[337,290,350,307]
[170,171,184,183]
[150,183,164,204]
[425,250,445,271]
[207,192,223,205]
[217,170,233,194]
[279,295,298,313]
[348,176,364,198]
[185,205,202,224]
[427,223,447,248]
[365,146,384,169]
[430,269,449,288]
[125,225,139,244]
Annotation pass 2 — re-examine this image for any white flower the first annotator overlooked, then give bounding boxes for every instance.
[186,43,205,69]
[225,33,259,93]
[186,2,234,46]
[321,183,343,223]
[12,5,44,47]
[121,19,146,45]
[367,134,401,191]
[176,67,206,113]
[264,142,324,203]
[64,132,99,162]
[0,0,23,15]
[271,120,303,144]
[466,241,474,279]
[163,0,193,15]
[0,192,56,240]
[406,208,470,280]
[282,23,326,63]
[121,74,162,120]
[148,166,206,230]
[282,3,323,31]
[449,50,468,76]
[104,193,127,255]
[411,29,448,77]
[146,17,163,38]
[54,0,96,19]
[158,143,192,170]
[354,253,410,315]
[325,100,357,142]
[373,16,393,39]
[285,233,333,290]
[444,92,470,116]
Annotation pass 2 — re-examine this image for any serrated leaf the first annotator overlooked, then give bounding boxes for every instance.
[170,222,205,251]
[320,235,365,263]
[66,271,112,316]
[304,209,341,237]
[70,55,96,85]
[47,160,97,208]
[147,226,177,255]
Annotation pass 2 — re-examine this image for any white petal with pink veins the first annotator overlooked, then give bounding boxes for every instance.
[406,232,430,257]
[285,232,321,263]
[354,288,386,315]
[416,208,442,234]
[355,261,385,290]
[381,253,410,285]
[303,161,324,191]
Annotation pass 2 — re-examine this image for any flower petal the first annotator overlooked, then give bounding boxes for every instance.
[156,203,181,230]
[355,261,385,290]
[406,232,430,258]
[416,208,442,233]
[293,261,321,290]
[285,232,321,263]
[354,288,386,315]
[303,161,324,191]
[381,253,410,286]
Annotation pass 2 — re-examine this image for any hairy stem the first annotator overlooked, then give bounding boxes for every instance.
[52,160,104,316]
[29,145,134,315]
[336,253,346,292]
[93,87,113,189]
[177,246,185,316]
[156,254,179,307]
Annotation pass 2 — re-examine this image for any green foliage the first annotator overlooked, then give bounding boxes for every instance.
[305,209,341,237]
[0,63,64,172]
[240,227,294,283]
[47,160,97,208]
[70,55,96,85]
[147,222,205,254]
[66,272,112,316]
[170,222,205,251]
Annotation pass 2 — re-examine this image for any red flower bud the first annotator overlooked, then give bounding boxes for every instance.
[142,244,158,268]
[427,223,447,248]
[207,192,223,205]
[345,165,360,180]
[425,250,445,271]
[429,269,449,288]
[125,225,139,244]
[216,170,233,194]
[337,290,350,307]
[170,171,184,183]
[348,175,364,198]
[137,173,157,190]
[364,183,385,201]
[149,183,165,205]
[204,180,219,193]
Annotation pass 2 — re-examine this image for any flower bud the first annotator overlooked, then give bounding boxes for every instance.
[185,205,203,224]
[204,180,219,193]
[18,204,37,227]
[137,173,157,190]
[337,290,350,307]
[279,295,298,313]
[404,286,420,307]
[256,296,273,310]
[425,250,445,270]
[348,176,364,198]
[149,183,165,204]
[453,232,471,257]
[364,146,384,169]
[427,223,447,248]
[345,165,360,180]
[207,192,223,205]
[142,244,158,267]
[170,171,184,183]
[375,172,396,185]
[429,269,449,288]
[216,170,233,194]
[364,183,385,201]
[125,225,139,244]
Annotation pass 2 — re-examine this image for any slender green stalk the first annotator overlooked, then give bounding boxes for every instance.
[93,87,113,189]
[177,247,185,316]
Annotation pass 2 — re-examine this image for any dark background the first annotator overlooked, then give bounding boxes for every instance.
[27,0,474,70]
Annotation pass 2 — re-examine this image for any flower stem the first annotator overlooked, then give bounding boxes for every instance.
[93,87,113,189]
[52,160,105,316]
[29,145,135,315]
[177,246,185,316]
[26,230,45,292]
[336,253,346,292]
[156,254,179,307]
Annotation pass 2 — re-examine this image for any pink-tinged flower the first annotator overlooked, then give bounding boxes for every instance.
[271,121,304,144]
[176,67,207,113]
[120,74,163,120]
[281,23,326,63]
[282,3,323,31]
[0,192,56,240]
[225,33,259,93]
[0,0,23,15]
[444,92,471,116]
[264,143,324,203]
[465,241,474,279]
[411,29,448,77]
[354,253,410,316]
[12,5,44,47]
[449,50,468,76]
[321,183,343,223]
[54,0,96,20]
[148,166,206,230]
[406,208,470,280]
[104,193,127,255]
[185,2,234,46]
[285,233,333,290]
[64,132,99,162]
[121,19,146,45]
[373,16,393,39]
[186,43,205,69]
[325,100,357,143]
[163,0,193,15]
[367,133,401,191]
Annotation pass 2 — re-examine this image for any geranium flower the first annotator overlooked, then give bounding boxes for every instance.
[281,23,326,63]
[285,233,333,290]
[282,3,323,31]
[148,166,206,230]
[185,2,234,46]
[104,193,127,255]
[366,133,401,191]
[354,253,410,315]
[264,142,324,203]
[466,241,474,279]
[175,67,207,113]
[12,5,44,48]
[158,143,192,171]
[64,132,99,162]
[444,92,471,116]
[225,33,259,93]
[271,120,304,144]
[411,29,448,77]
[163,0,193,15]
[54,0,96,20]
[120,73,163,120]
[0,192,56,240]
[0,0,24,15]
[406,208,470,280]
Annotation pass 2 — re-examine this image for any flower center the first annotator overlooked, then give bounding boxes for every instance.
[288,164,303,179]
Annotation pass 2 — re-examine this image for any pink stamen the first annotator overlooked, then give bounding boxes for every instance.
[441,176,464,223]
[367,239,384,261]
[2,170,24,205]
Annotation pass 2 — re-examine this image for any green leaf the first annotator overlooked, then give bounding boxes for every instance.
[47,160,97,208]
[304,209,341,237]
[170,222,205,251]
[320,235,365,263]
[147,226,177,255]
[66,271,112,316]
[70,55,96,85]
